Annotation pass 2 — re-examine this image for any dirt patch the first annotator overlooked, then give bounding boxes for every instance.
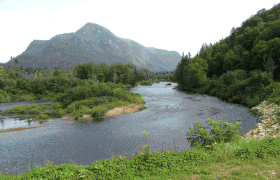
[62,103,147,120]
[104,103,146,118]
[0,126,43,133]
[62,114,92,121]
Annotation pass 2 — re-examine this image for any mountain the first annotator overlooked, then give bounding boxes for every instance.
[1,22,181,73]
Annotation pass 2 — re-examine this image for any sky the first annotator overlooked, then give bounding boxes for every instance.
[0,0,279,64]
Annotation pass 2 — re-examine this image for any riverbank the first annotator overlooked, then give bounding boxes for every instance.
[240,99,280,142]
[184,98,280,180]
[61,103,147,122]
[0,81,150,133]
[0,103,148,134]
[0,95,279,179]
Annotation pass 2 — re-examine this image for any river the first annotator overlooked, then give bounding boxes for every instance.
[0,82,261,176]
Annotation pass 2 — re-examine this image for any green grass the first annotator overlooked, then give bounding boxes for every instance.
[0,123,279,179]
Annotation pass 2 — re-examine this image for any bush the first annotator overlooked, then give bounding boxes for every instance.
[265,81,280,102]
[38,114,49,120]
[66,96,118,113]
[89,106,108,122]
[186,118,243,151]
[95,83,114,97]
[219,69,248,87]
[54,85,98,108]
[233,136,280,161]
[183,149,213,166]
[44,76,73,93]
[0,79,4,89]
[50,102,63,111]
[15,78,31,91]
[29,78,47,95]
[112,90,134,102]
[0,89,10,103]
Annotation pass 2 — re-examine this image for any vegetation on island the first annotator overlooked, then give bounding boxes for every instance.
[0,61,162,124]
[1,3,280,179]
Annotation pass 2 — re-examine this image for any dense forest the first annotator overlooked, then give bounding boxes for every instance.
[0,59,164,103]
[166,4,280,109]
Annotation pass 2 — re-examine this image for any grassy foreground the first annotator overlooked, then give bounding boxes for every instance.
[0,128,279,179]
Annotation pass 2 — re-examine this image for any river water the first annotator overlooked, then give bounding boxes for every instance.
[0,82,261,176]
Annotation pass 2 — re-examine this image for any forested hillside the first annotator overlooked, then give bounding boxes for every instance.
[169,4,280,108]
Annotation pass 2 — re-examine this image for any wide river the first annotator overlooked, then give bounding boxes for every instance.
[0,82,261,176]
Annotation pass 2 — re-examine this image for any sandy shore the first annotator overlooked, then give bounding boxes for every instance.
[0,103,147,133]
[0,126,44,133]
[62,103,147,121]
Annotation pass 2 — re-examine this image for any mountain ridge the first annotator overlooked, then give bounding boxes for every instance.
[2,22,181,73]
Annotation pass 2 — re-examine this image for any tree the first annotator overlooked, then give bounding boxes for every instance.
[128,66,138,86]
[223,49,240,72]
[120,65,130,84]
[94,62,109,82]
[257,8,266,15]
[263,52,278,79]
[183,56,208,91]
[257,21,280,42]
[3,57,26,80]
[73,63,93,80]
[207,52,224,78]
[113,65,117,83]
[14,58,19,65]
[219,69,248,87]
[230,27,236,36]
[250,40,268,71]
[0,66,4,80]
[175,51,192,88]
[266,38,280,81]
[53,69,63,77]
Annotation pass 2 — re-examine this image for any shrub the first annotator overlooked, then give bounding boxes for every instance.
[183,149,213,166]
[50,102,63,110]
[15,78,31,91]
[0,89,10,103]
[66,97,118,113]
[38,114,49,119]
[265,81,280,103]
[29,78,47,94]
[90,106,108,118]
[186,118,243,151]
[233,136,280,161]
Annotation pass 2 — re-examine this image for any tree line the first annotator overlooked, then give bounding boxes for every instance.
[168,4,280,108]
[0,58,160,85]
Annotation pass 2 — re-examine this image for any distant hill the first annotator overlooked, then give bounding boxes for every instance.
[1,22,181,73]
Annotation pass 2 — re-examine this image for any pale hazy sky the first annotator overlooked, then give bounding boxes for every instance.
[0,0,278,64]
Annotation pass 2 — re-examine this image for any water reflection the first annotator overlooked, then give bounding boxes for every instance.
[0,101,52,130]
